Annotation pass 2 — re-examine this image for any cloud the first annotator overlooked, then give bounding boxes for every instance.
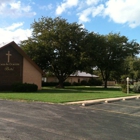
[104,0,140,28]
[77,3,104,23]
[0,0,36,18]
[78,8,93,22]
[39,4,53,11]
[0,23,32,47]
[10,1,21,10]
[56,0,79,15]
[86,0,100,6]
[6,22,24,31]
[56,0,140,28]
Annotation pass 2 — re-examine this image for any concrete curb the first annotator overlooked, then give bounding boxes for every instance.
[82,96,140,106]
[66,95,140,106]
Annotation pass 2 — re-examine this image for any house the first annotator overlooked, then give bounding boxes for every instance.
[67,71,98,84]
[44,71,98,84]
[0,41,43,90]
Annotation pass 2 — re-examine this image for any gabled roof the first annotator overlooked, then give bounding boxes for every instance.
[70,71,98,78]
[0,41,43,74]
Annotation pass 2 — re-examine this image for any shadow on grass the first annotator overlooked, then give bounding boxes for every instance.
[37,86,121,94]
[0,86,121,94]
[66,87,121,91]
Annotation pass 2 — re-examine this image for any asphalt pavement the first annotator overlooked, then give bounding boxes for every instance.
[0,99,140,140]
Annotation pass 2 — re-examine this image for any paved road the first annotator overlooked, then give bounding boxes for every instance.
[0,99,140,140]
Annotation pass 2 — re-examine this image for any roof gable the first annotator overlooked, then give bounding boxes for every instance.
[0,41,43,74]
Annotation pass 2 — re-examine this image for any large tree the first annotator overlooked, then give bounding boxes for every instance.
[20,17,88,88]
[132,57,140,82]
[85,32,140,88]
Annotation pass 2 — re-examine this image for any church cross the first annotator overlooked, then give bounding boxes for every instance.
[6,51,12,63]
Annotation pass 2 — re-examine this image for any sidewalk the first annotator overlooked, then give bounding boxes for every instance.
[66,95,140,106]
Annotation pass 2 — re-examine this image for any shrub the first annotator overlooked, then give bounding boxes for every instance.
[12,83,38,92]
[72,82,80,86]
[80,80,88,86]
[42,82,71,87]
[88,78,103,86]
[63,82,71,86]
[121,84,127,93]
[133,84,140,93]
[121,84,131,93]
[42,82,58,87]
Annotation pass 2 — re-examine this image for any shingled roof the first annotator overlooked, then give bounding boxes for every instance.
[70,71,98,78]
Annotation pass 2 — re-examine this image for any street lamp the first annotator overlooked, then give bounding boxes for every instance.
[126,77,129,94]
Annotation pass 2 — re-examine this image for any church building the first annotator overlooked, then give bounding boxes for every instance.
[0,41,43,90]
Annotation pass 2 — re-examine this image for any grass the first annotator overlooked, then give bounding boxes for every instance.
[0,86,137,103]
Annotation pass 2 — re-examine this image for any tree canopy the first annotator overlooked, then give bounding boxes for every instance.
[85,32,140,88]
[20,16,140,88]
[20,17,88,87]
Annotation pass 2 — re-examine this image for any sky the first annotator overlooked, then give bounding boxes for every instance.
[0,0,140,47]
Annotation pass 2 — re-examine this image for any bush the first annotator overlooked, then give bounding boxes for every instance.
[72,82,80,86]
[133,84,140,93]
[121,84,127,93]
[42,82,58,87]
[42,82,71,87]
[63,82,71,86]
[121,84,131,93]
[88,78,103,86]
[12,83,38,92]
[80,80,88,86]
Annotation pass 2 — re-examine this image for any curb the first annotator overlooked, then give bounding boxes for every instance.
[82,96,140,106]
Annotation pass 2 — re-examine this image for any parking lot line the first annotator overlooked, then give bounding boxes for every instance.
[87,107,140,117]
[109,102,140,109]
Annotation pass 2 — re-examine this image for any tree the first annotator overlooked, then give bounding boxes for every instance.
[20,17,88,88]
[132,58,140,82]
[111,56,135,84]
[85,32,140,88]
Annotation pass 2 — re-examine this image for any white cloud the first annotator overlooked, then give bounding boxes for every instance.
[10,1,21,10]
[0,0,36,17]
[39,4,53,11]
[56,0,140,28]
[86,0,100,6]
[92,4,104,17]
[78,4,104,23]
[0,23,32,47]
[104,0,140,28]
[56,0,79,15]
[6,22,24,31]
[78,8,93,22]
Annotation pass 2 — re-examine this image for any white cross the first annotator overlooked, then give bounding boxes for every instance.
[6,51,12,63]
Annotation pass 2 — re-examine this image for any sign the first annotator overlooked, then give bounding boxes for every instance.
[0,46,23,89]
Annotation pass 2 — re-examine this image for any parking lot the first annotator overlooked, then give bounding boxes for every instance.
[0,99,140,140]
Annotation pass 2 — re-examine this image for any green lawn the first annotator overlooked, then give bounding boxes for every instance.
[0,86,136,103]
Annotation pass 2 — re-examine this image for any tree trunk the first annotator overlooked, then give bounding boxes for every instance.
[57,82,64,88]
[104,80,107,88]
[100,69,108,89]
[56,78,64,88]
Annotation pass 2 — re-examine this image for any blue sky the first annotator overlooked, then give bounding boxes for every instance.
[0,0,140,46]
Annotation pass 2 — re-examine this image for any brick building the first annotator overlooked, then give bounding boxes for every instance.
[0,41,42,90]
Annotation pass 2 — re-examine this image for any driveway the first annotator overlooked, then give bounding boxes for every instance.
[0,99,140,140]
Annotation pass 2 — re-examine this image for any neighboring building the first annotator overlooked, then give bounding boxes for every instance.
[67,71,98,84]
[44,71,98,84]
[43,71,116,86]
[0,41,43,90]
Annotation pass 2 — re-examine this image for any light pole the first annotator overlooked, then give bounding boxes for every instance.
[126,77,129,94]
